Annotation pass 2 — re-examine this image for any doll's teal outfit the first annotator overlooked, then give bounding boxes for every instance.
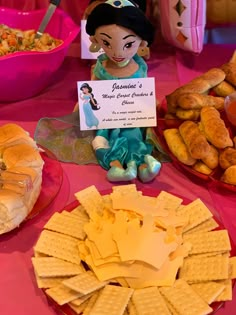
[92,53,161,182]
[82,95,99,128]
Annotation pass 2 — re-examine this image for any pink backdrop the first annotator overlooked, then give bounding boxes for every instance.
[0,0,89,23]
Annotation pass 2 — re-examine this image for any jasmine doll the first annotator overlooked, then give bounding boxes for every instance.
[85,0,161,182]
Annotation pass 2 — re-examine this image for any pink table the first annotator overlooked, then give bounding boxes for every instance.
[0,43,236,315]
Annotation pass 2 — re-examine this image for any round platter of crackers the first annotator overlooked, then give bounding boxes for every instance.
[0,123,63,235]
[155,52,236,192]
[32,184,236,315]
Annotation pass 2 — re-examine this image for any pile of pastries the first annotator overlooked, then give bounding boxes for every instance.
[162,55,236,186]
[0,123,44,234]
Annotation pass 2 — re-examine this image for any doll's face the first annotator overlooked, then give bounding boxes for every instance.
[93,24,145,65]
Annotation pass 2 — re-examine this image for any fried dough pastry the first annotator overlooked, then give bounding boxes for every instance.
[233,136,236,148]
[166,68,226,113]
[163,128,196,165]
[179,121,211,159]
[175,108,200,120]
[219,147,236,170]
[176,93,225,110]
[221,165,236,185]
[221,62,236,87]
[201,144,219,169]
[192,161,213,175]
[200,107,233,149]
[213,80,235,97]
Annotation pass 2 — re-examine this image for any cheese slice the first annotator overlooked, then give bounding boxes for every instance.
[125,256,184,288]
[114,215,178,269]
[111,193,169,217]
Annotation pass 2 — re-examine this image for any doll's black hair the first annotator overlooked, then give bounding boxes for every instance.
[80,83,99,111]
[80,83,92,93]
[86,0,155,46]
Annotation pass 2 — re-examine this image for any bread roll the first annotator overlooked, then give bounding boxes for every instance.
[2,143,44,170]
[200,107,233,149]
[166,68,226,113]
[219,147,236,170]
[163,128,196,165]
[0,123,44,235]
[177,93,224,110]
[221,165,236,185]
[201,144,219,169]
[179,121,211,159]
[0,123,37,153]
[2,166,43,211]
[0,189,28,233]
[213,81,235,97]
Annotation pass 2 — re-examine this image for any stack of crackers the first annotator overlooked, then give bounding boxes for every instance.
[32,184,236,315]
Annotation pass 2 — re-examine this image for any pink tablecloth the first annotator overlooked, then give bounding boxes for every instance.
[0,43,236,315]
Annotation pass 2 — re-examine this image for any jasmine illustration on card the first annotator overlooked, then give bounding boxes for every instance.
[77,77,156,130]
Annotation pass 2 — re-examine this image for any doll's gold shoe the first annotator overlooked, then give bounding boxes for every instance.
[107,160,137,182]
[138,154,161,183]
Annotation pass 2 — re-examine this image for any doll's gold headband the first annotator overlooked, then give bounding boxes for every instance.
[105,0,135,8]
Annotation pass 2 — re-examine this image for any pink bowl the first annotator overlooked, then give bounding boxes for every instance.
[0,7,80,102]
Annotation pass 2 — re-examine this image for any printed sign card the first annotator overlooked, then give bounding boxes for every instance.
[77,77,156,130]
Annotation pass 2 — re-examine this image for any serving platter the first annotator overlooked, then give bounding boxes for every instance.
[35,187,235,315]
[26,148,63,219]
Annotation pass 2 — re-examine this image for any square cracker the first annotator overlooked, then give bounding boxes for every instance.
[229,256,236,279]
[156,190,183,212]
[68,299,90,315]
[190,281,225,304]
[183,230,231,255]
[46,283,83,305]
[88,285,133,315]
[44,212,86,240]
[177,198,213,232]
[214,279,233,302]
[63,271,107,295]
[160,279,212,315]
[34,230,80,264]
[132,287,171,315]
[32,257,84,278]
[179,255,229,283]
[184,217,219,234]
[74,185,104,217]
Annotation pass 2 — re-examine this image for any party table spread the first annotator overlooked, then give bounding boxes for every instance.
[0,43,236,315]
